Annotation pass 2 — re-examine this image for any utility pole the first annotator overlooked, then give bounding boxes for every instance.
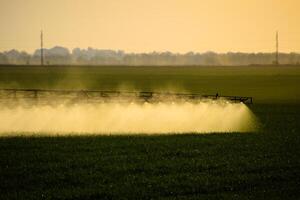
[275,31,279,65]
[41,30,44,66]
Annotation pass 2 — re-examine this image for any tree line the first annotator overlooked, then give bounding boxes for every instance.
[0,46,299,66]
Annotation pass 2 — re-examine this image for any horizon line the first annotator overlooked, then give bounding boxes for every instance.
[1,47,299,55]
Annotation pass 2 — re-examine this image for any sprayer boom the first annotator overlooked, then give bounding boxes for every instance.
[0,88,253,104]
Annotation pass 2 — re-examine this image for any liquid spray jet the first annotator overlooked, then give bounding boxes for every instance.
[0,99,257,136]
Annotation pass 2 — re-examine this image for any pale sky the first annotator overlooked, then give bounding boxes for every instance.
[0,0,299,53]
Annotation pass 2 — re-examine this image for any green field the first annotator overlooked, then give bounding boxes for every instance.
[0,65,300,103]
[0,65,299,199]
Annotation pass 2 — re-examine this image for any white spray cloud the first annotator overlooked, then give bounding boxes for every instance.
[0,101,257,136]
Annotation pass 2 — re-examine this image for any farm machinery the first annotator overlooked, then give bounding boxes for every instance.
[0,88,253,104]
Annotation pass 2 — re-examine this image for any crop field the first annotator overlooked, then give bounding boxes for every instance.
[0,65,300,103]
[0,65,299,199]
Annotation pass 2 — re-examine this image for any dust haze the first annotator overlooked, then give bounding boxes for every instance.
[0,100,257,136]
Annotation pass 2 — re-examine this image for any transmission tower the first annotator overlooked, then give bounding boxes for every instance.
[40,30,44,66]
[275,31,279,65]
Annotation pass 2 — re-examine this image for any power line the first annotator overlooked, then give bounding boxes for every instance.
[41,30,44,66]
[275,31,279,65]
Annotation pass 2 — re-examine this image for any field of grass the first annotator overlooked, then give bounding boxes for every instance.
[0,65,299,199]
[0,65,300,103]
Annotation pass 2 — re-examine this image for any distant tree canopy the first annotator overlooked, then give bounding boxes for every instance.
[1,47,300,66]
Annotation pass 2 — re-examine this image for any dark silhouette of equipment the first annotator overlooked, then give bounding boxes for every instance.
[0,88,253,104]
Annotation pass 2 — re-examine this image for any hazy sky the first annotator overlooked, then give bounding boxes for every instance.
[0,0,299,53]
